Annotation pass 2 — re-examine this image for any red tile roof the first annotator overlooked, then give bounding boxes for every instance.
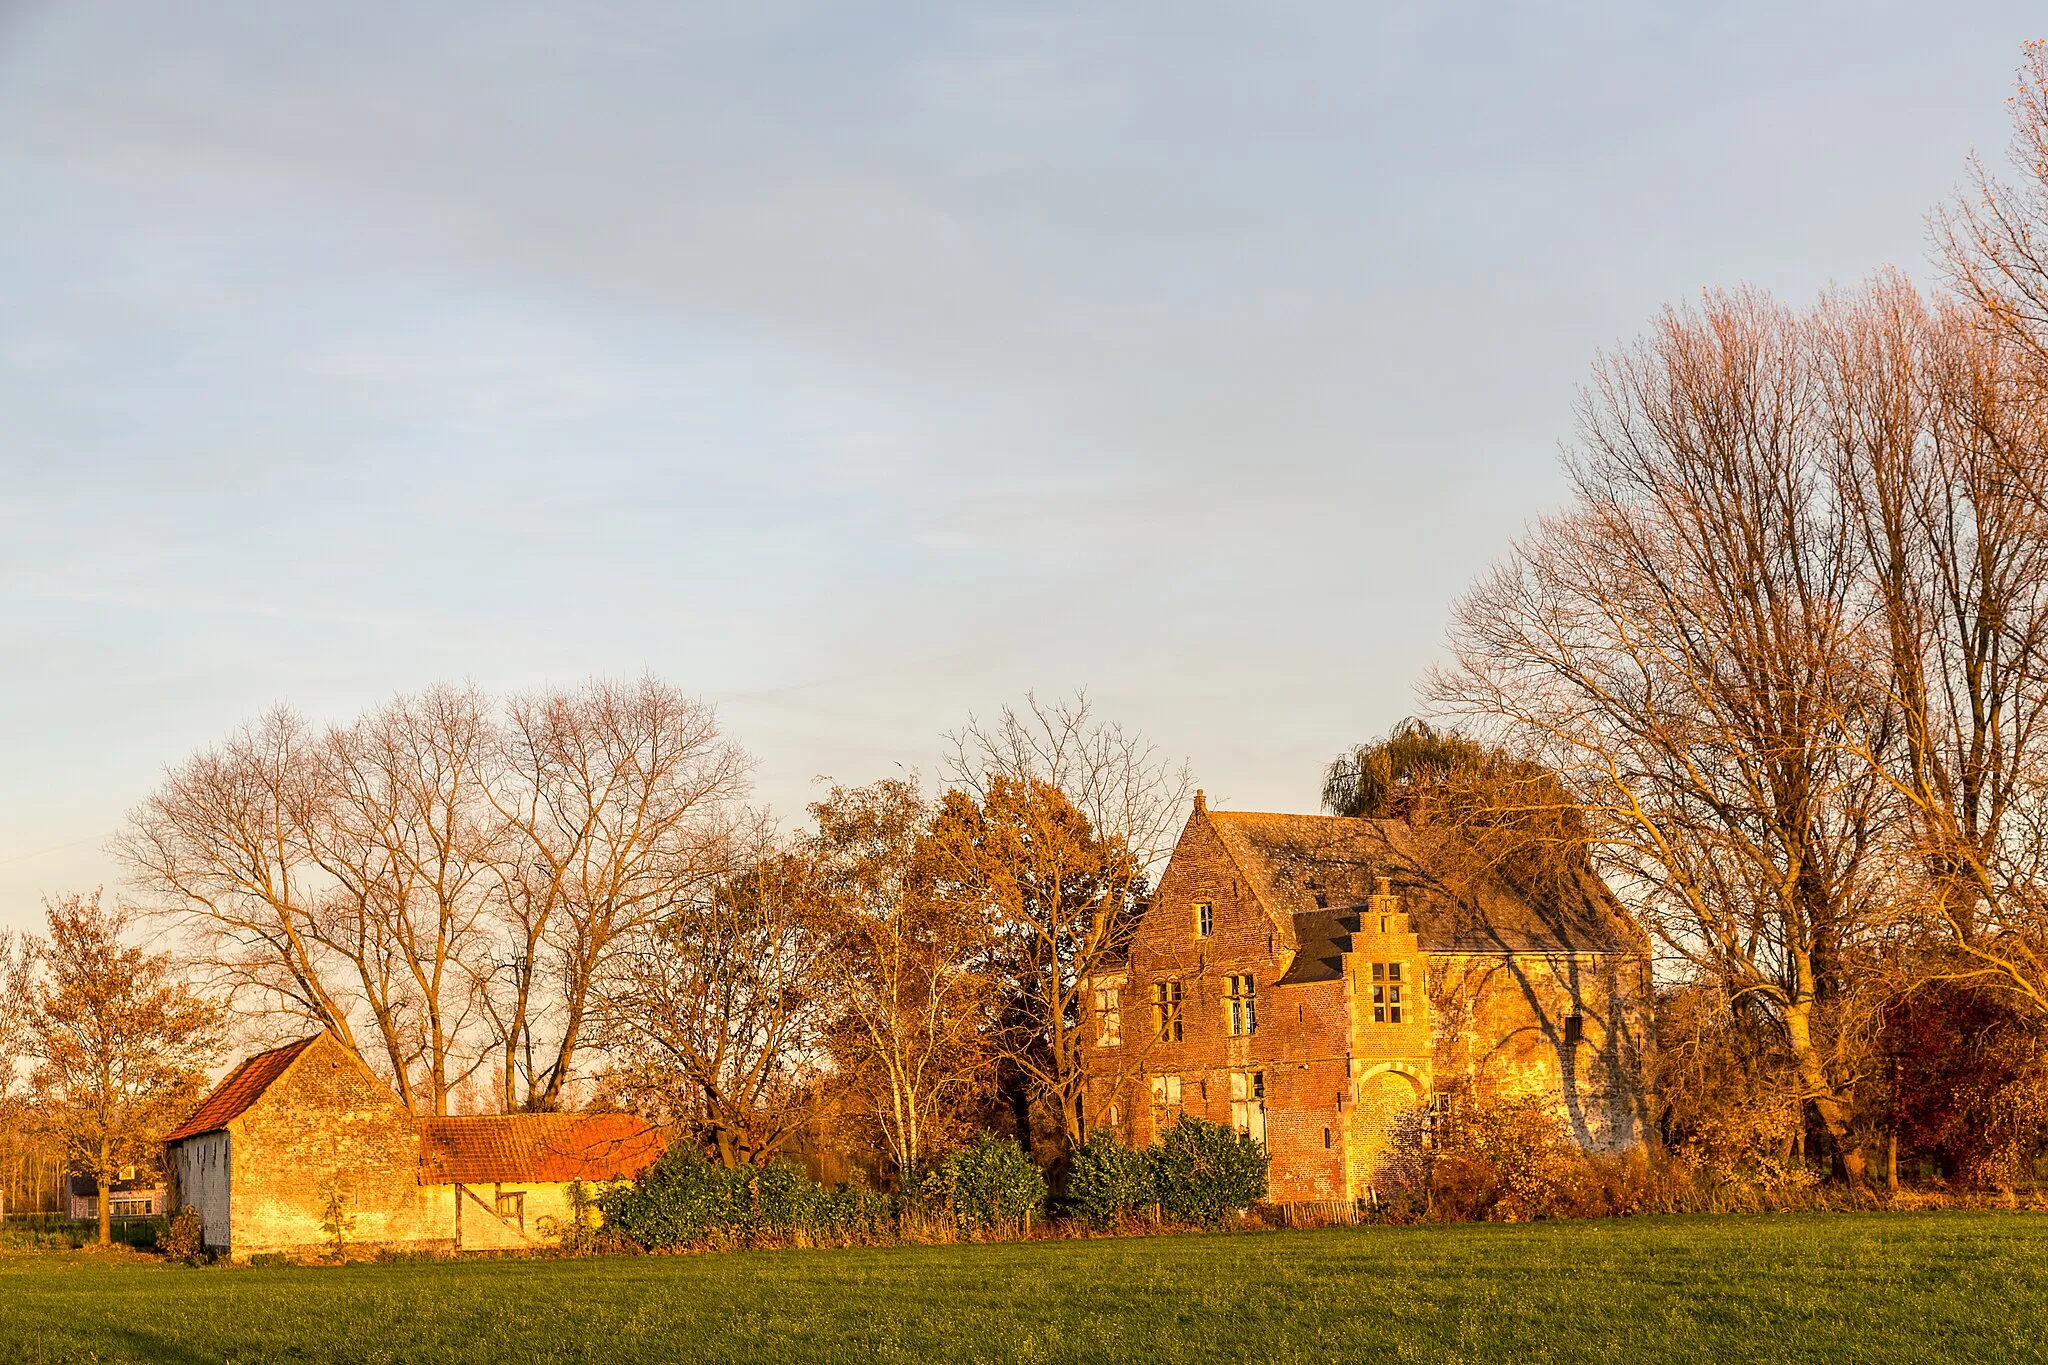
[418,1113,666,1185]
[162,1036,320,1143]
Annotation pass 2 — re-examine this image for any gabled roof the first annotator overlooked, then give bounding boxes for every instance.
[162,1036,321,1143]
[418,1113,666,1185]
[1202,809,1643,958]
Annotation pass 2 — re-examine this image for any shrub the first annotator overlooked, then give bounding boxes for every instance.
[1065,1128,1157,1226]
[922,1133,1047,1232]
[1376,1092,1617,1222]
[597,1146,893,1251]
[1151,1118,1268,1226]
[154,1206,205,1263]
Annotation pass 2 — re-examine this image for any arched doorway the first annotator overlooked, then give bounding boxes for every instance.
[1351,1064,1428,1194]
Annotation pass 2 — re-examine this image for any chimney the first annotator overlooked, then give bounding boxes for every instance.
[1193,788,1206,814]
[1371,875,1399,930]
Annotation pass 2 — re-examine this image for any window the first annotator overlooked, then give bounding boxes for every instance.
[110,1197,152,1219]
[1564,1013,1585,1048]
[1194,900,1214,938]
[1229,1070,1266,1144]
[1225,973,1258,1036]
[1093,986,1122,1047]
[1323,1127,1332,1150]
[1370,963,1405,1024]
[117,1165,137,1183]
[1153,979,1183,1042]
[1150,1073,1183,1116]
[495,1190,525,1227]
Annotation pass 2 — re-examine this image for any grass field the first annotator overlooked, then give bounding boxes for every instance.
[1,1211,2040,1364]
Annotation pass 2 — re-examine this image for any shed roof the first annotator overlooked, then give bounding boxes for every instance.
[162,1036,319,1143]
[418,1113,666,1185]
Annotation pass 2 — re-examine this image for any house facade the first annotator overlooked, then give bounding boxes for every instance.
[163,1033,663,1260]
[66,1172,166,1222]
[1083,795,1652,1202]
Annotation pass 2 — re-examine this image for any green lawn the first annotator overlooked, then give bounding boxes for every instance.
[1,1212,2039,1364]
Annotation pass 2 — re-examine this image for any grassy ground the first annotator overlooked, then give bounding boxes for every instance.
[1,1211,2039,1364]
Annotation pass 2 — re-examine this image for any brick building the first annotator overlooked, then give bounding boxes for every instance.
[164,1033,664,1260]
[1083,794,1651,1202]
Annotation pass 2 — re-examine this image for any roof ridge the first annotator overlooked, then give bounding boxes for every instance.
[162,1034,324,1143]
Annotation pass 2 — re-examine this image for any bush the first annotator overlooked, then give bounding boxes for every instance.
[1151,1118,1268,1226]
[1377,1093,1636,1222]
[921,1133,1047,1232]
[154,1206,205,1263]
[597,1147,893,1251]
[1065,1129,1157,1226]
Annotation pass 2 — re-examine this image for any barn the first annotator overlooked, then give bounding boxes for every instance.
[163,1032,664,1261]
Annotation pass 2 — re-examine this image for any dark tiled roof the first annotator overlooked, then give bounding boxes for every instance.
[1275,908,1362,985]
[68,1174,163,1197]
[1206,811,1643,957]
[418,1113,666,1185]
[162,1036,320,1143]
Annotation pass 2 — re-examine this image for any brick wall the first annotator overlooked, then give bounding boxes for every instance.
[1087,808,1655,1203]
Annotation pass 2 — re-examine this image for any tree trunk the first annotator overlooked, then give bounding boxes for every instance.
[1784,1001,1867,1191]
[96,1137,111,1247]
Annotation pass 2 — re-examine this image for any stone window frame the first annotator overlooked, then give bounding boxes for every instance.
[1229,1070,1267,1143]
[1224,972,1258,1036]
[1092,985,1122,1048]
[1152,979,1183,1042]
[1193,900,1214,939]
[1369,962,1406,1024]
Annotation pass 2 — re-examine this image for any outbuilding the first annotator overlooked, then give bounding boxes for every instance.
[163,1032,663,1261]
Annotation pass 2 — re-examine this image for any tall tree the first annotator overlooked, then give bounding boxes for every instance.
[596,848,829,1167]
[1936,41,2048,379]
[943,692,1188,1152]
[810,780,989,1180]
[1432,288,1889,1186]
[926,775,1144,1153]
[483,678,750,1111]
[1815,277,2048,1017]
[23,893,224,1245]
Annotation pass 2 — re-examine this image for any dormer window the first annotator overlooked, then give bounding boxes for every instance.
[1194,901,1214,938]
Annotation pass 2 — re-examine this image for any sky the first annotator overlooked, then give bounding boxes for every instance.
[0,2,2041,935]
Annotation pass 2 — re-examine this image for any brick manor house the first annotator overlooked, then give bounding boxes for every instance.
[1082,794,1651,1202]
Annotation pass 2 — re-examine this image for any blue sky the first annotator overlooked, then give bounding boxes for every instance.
[1,2,2039,932]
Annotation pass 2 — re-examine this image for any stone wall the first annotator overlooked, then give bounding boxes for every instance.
[1430,950,1653,1151]
[225,1035,448,1260]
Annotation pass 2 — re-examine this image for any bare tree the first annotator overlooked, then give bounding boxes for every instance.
[945,690,1193,878]
[118,709,365,1052]
[1432,289,1890,1186]
[315,687,498,1116]
[1817,275,2048,1016]
[482,678,751,1111]
[122,677,752,1118]
[23,892,224,1245]
[1936,41,2048,379]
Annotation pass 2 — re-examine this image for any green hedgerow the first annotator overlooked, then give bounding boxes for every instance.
[921,1133,1047,1231]
[1065,1128,1157,1225]
[1151,1118,1268,1226]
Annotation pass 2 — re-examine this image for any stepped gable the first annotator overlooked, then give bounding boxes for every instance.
[162,1036,320,1142]
[417,1113,666,1185]
[1204,809,1642,960]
